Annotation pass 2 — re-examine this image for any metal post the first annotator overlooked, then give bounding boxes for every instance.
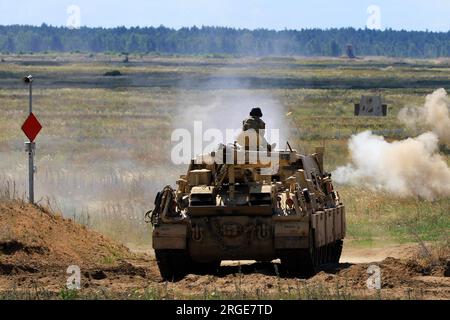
[23,75,35,204]
[28,142,34,204]
[28,79,34,204]
[29,80,32,114]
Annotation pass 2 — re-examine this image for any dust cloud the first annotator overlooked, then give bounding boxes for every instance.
[398,88,450,145]
[333,131,450,200]
[172,87,290,158]
[333,89,450,200]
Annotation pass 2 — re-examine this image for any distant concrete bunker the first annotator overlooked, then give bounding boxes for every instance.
[354,96,387,117]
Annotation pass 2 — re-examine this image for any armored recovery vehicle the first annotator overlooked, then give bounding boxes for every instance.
[148,142,346,280]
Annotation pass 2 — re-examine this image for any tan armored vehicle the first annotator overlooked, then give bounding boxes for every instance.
[148,140,346,280]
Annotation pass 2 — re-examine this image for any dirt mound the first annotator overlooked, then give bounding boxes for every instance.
[309,256,448,289]
[160,257,449,299]
[1,202,448,299]
[0,201,132,273]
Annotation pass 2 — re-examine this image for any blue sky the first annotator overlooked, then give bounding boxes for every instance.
[1,0,449,31]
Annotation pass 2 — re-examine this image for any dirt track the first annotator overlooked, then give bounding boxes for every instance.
[1,202,449,299]
[1,247,449,300]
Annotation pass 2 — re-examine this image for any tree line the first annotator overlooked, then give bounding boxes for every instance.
[0,24,449,58]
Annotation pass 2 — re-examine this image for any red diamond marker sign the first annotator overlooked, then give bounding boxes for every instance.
[21,112,42,142]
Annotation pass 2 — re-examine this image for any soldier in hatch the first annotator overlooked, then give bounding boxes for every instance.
[242,107,266,132]
[238,108,273,151]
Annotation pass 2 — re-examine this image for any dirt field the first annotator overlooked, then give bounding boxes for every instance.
[1,201,448,300]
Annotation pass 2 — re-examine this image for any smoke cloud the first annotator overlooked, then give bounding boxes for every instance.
[398,88,450,145]
[333,131,450,200]
[333,89,450,200]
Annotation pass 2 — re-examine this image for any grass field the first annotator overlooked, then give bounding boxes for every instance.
[0,53,449,247]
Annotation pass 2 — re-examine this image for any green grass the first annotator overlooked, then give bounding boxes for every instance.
[341,187,450,246]
[0,53,449,246]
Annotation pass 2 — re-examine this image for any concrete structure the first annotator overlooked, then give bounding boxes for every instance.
[354,95,387,116]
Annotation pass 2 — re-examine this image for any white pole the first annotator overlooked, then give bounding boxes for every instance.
[24,76,35,204]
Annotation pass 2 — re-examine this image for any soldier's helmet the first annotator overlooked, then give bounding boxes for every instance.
[249,107,263,118]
